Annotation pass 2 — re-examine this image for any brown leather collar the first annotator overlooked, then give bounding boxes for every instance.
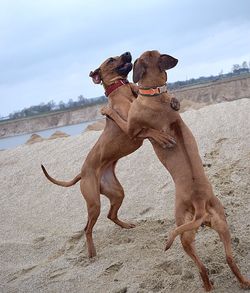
[139,84,167,96]
[104,79,129,97]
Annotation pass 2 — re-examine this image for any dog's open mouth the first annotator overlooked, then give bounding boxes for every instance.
[116,62,133,76]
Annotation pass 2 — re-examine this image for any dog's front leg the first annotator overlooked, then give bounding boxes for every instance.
[101,105,140,139]
[101,106,176,147]
[101,106,129,134]
[139,128,176,148]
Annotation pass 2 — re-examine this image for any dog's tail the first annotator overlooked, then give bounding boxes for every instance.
[41,164,81,187]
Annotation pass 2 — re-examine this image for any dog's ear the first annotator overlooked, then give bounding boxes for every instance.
[89,68,101,84]
[133,59,146,83]
[158,54,178,71]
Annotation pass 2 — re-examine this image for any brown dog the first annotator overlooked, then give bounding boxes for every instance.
[41,52,179,258]
[101,50,250,291]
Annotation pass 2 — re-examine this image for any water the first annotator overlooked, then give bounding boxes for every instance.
[0,120,97,150]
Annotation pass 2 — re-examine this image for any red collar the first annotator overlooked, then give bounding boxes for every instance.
[104,79,129,97]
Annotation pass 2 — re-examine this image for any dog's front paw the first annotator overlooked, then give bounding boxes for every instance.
[151,131,176,149]
[164,137,176,149]
[101,106,112,116]
[170,97,180,111]
[160,132,176,149]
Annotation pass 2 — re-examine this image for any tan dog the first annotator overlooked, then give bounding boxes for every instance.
[41,52,178,258]
[101,50,250,291]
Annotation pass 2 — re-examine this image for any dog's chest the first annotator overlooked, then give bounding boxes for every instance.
[139,99,175,131]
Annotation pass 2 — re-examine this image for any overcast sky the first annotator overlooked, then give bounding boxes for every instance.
[0,0,250,116]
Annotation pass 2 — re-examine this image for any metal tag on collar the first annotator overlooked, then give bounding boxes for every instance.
[158,84,167,94]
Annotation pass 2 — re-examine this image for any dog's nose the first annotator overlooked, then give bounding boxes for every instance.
[121,52,132,62]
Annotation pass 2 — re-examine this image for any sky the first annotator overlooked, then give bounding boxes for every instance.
[0,0,250,117]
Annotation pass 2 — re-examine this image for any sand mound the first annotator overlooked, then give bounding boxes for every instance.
[0,99,249,293]
[48,130,70,140]
[25,131,69,146]
[85,119,106,131]
[25,133,44,145]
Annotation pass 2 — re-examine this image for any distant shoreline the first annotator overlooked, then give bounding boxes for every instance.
[1,73,250,138]
[0,104,105,138]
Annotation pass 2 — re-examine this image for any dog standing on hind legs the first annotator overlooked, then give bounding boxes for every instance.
[101,50,250,291]
[41,52,179,258]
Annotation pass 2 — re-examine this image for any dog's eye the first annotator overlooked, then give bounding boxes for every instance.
[108,58,115,64]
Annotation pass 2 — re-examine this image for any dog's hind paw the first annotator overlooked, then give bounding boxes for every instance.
[240,279,250,289]
[109,217,136,229]
[165,231,176,251]
[120,222,136,229]
[165,241,172,251]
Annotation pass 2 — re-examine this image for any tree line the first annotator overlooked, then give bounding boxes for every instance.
[168,61,250,90]
[5,95,107,120]
[1,61,250,121]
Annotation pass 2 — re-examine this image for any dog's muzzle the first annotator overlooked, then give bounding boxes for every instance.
[116,52,133,76]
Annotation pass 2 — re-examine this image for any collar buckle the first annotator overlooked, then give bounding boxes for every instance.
[139,84,167,96]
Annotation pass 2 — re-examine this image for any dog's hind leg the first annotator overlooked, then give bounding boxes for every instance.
[181,230,214,291]
[101,162,135,229]
[210,212,250,289]
[80,174,101,258]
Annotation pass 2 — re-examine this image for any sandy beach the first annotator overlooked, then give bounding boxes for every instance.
[0,99,249,293]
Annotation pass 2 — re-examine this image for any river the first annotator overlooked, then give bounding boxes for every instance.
[0,120,96,150]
